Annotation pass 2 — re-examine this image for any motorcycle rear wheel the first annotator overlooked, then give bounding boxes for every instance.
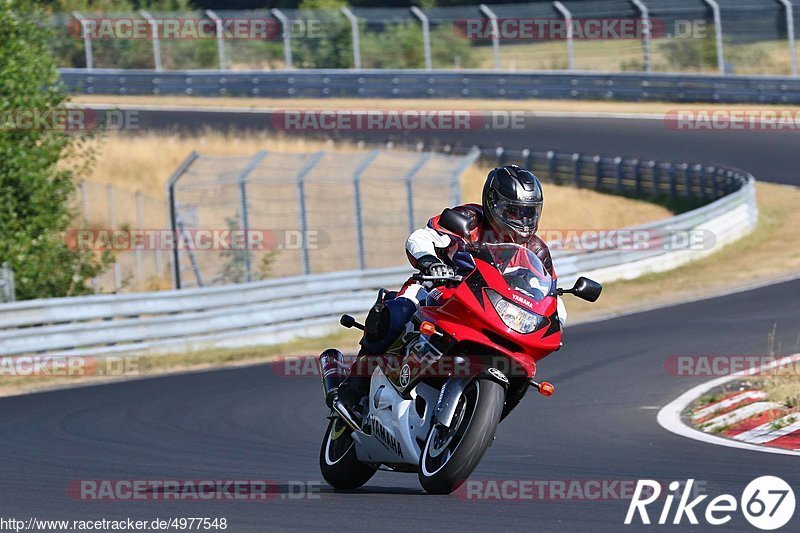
[319,418,377,490]
[418,378,504,495]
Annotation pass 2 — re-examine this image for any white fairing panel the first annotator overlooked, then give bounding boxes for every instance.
[352,368,439,466]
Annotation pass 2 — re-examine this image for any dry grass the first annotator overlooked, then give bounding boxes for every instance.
[761,375,800,409]
[471,39,798,76]
[85,131,672,230]
[72,95,800,116]
[83,131,364,198]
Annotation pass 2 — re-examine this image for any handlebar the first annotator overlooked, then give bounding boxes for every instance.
[411,273,464,284]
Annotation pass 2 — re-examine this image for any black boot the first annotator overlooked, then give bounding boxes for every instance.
[332,349,372,418]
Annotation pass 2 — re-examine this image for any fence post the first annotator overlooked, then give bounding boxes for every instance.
[522,148,533,170]
[630,0,652,73]
[614,156,623,193]
[410,6,432,71]
[271,9,294,69]
[72,12,93,71]
[700,166,709,202]
[496,146,506,165]
[547,150,557,182]
[652,161,661,195]
[295,152,326,275]
[139,10,163,72]
[404,152,433,235]
[553,2,576,70]
[479,4,501,70]
[237,151,268,283]
[341,7,362,70]
[205,9,227,71]
[352,151,380,270]
[668,163,677,199]
[178,216,204,288]
[135,192,143,284]
[685,164,696,198]
[778,0,798,76]
[633,159,642,197]
[593,155,602,190]
[107,185,121,291]
[166,151,200,289]
[702,0,725,74]
[572,153,581,188]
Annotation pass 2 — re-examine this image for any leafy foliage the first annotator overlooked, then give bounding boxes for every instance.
[0,1,111,299]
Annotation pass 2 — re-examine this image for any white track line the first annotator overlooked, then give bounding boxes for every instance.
[691,390,766,421]
[657,353,800,457]
[699,401,780,433]
[733,416,800,445]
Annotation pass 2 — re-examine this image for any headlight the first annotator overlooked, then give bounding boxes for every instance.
[485,289,541,334]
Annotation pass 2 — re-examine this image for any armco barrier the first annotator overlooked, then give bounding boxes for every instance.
[60,69,800,104]
[0,166,756,357]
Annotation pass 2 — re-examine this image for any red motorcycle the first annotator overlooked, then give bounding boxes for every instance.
[319,209,602,494]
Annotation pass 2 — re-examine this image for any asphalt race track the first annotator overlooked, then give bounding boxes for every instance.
[1,279,799,531]
[2,108,799,531]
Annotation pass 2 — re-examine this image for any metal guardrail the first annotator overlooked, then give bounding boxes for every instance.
[60,69,800,104]
[0,149,756,357]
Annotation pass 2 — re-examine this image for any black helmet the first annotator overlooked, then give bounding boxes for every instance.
[482,165,543,244]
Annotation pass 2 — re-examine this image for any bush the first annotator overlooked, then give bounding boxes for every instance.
[0,1,111,299]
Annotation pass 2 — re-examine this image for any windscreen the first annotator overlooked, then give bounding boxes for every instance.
[479,243,553,301]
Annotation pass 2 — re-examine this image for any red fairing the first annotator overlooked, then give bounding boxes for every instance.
[419,258,562,379]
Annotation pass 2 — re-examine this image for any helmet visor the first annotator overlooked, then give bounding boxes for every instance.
[489,192,542,232]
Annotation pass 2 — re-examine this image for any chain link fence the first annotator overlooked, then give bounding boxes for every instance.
[167,149,479,289]
[51,1,799,76]
[74,181,172,293]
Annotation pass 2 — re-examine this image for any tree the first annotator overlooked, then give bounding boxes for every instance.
[0,1,111,300]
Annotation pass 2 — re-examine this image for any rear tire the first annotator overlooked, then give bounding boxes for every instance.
[418,378,505,495]
[319,418,376,490]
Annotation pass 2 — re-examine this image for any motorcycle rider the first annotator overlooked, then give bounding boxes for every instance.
[332,165,566,413]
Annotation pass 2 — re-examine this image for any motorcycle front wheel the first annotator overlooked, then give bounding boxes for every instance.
[319,418,377,490]
[418,378,505,495]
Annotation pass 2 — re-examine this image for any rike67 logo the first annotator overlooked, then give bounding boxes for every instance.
[625,477,795,530]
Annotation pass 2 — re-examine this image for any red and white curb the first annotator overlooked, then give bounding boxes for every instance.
[657,353,800,456]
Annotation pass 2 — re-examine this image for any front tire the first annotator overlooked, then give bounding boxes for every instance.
[418,378,505,494]
[319,418,376,490]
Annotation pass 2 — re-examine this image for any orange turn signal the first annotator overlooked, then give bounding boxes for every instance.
[539,381,555,396]
[420,321,437,336]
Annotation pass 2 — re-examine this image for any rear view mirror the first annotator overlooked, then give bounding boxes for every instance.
[439,208,478,241]
[562,277,602,302]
